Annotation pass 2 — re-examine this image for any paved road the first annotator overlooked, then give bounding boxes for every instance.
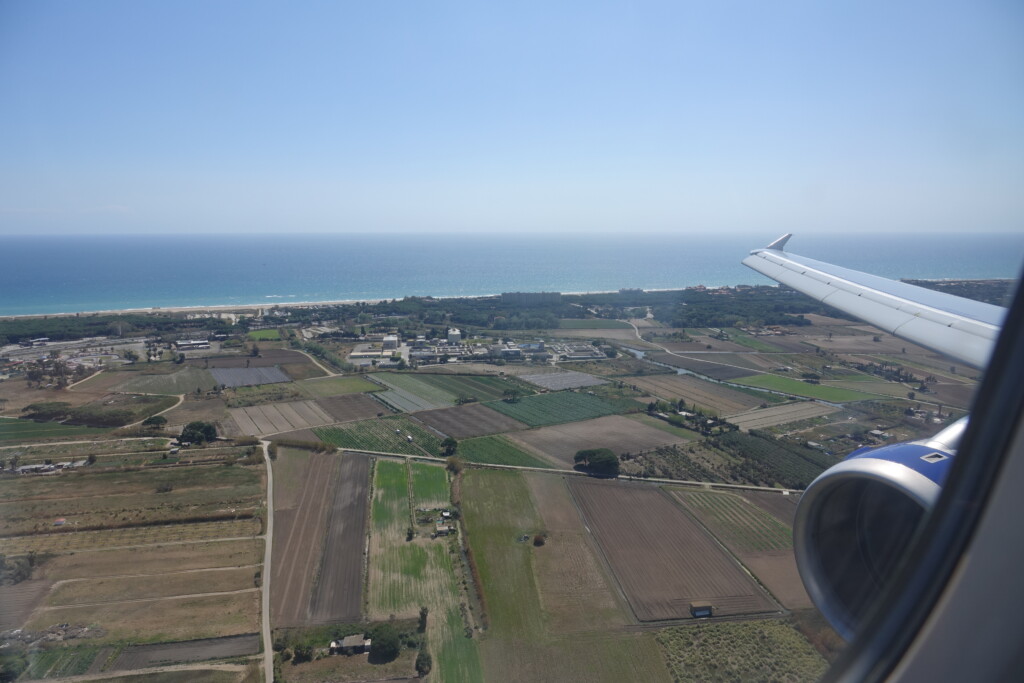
[260,439,275,683]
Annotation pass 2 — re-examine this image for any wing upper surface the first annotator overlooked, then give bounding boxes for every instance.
[743,235,1005,369]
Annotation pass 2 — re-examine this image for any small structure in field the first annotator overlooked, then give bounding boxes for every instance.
[330,635,371,655]
[434,522,455,537]
[689,601,714,618]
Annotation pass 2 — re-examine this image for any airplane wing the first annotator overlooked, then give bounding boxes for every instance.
[742,234,1006,369]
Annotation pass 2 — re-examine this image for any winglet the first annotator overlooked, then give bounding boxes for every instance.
[765,233,792,251]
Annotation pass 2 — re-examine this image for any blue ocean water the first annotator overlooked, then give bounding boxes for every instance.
[1,232,1022,316]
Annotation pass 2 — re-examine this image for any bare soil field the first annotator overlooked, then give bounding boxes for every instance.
[628,374,764,415]
[0,579,51,629]
[567,478,779,621]
[728,402,840,430]
[270,451,338,627]
[739,491,801,527]
[0,519,260,555]
[743,552,812,609]
[307,453,370,623]
[162,397,229,432]
[646,352,761,380]
[210,366,290,388]
[37,540,263,581]
[112,367,218,395]
[27,591,260,644]
[271,451,370,627]
[109,634,260,670]
[188,349,312,370]
[227,400,335,436]
[415,403,527,439]
[507,415,691,467]
[524,473,627,632]
[315,393,387,422]
[46,566,258,606]
[659,337,751,353]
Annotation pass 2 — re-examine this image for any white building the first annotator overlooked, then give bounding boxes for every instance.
[382,335,399,350]
[447,328,462,344]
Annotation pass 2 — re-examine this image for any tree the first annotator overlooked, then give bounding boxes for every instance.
[440,437,458,458]
[418,605,429,633]
[446,456,464,474]
[142,415,167,429]
[502,388,521,403]
[369,623,401,663]
[573,448,620,477]
[180,421,217,444]
[250,344,260,357]
[415,650,432,677]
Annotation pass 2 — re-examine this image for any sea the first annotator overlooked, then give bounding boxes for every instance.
[1,232,1022,317]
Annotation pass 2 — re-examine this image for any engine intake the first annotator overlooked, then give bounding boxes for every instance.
[793,419,966,639]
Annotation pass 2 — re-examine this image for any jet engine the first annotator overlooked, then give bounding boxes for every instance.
[793,418,967,640]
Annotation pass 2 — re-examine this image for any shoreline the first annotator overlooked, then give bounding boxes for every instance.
[0,278,1013,322]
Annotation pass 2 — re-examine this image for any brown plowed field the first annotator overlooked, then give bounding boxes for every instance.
[0,579,51,629]
[188,349,313,370]
[743,552,812,609]
[507,415,691,467]
[109,633,260,669]
[568,478,779,621]
[728,402,840,430]
[415,403,527,439]
[647,353,761,381]
[739,491,801,526]
[271,451,339,627]
[316,393,387,422]
[308,453,370,623]
[628,374,764,415]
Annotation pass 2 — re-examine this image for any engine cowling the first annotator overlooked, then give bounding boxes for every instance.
[793,419,967,639]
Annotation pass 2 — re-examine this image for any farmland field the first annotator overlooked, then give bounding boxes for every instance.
[627,374,765,415]
[314,393,387,423]
[227,399,336,436]
[210,366,291,388]
[484,391,638,428]
[568,478,779,621]
[671,490,792,553]
[506,414,693,467]
[519,370,607,391]
[308,453,371,623]
[414,403,527,439]
[296,375,380,398]
[462,470,670,682]
[728,401,841,431]
[645,352,761,381]
[407,373,524,402]
[247,329,281,340]
[732,374,878,402]
[458,435,554,469]
[558,319,632,329]
[314,416,442,456]
[0,417,109,442]
[656,621,827,682]
[366,460,482,679]
[370,373,457,410]
[410,462,449,508]
[113,366,218,395]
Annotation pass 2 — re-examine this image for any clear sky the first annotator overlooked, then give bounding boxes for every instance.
[1,1,1021,235]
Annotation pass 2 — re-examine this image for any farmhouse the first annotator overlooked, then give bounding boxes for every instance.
[435,522,455,536]
[330,635,371,655]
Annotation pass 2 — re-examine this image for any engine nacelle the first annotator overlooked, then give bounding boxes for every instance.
[793,419,967,640]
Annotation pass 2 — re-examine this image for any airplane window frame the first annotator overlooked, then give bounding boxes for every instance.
[825,270,1024,682]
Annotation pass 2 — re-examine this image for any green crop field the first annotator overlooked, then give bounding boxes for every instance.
[724,328,786,352]
[410,462,449,508]
[674,490,792,552]
[297,375,381,398]
[314,416,442,456]
[655,621,827,682]
[0,417,110,443]
[247,329,281,340]
[732,374,878,402]
[484,391,636,427]
[410,374,527,402]
[458,435,553,468]
[559,319,633,329]
[372,460,409,529]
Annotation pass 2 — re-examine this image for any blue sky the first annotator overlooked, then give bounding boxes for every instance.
[1,1,1021,235]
